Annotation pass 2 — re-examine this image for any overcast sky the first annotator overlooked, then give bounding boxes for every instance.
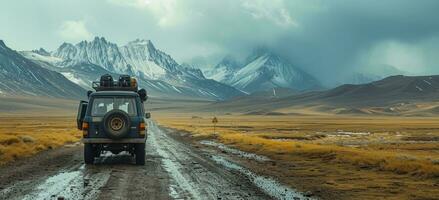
[1,0,439,85]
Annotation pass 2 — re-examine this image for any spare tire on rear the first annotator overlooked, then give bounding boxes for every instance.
[103,109,131,139]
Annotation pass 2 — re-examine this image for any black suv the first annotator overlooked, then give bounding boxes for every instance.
[77,74,150,165]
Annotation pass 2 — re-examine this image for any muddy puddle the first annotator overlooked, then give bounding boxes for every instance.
[2,164,111,200]
[200,140,270,162]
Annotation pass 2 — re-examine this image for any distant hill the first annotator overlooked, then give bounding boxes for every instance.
[345,64,406,85]
[205,75,439,115]
[312,75,439,106]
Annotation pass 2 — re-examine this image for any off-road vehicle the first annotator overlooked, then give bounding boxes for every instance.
[77,74,150,165]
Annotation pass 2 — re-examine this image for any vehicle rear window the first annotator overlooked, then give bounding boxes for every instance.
[91,97,137,116]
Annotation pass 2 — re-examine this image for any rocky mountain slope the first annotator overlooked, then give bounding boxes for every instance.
[25,37,242,100]
[204,55,242,84]
[0,40,85,99]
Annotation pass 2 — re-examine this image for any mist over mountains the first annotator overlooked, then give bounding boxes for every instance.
[0,35,434,110]
[205,48,322,93]
[6,36,327,100]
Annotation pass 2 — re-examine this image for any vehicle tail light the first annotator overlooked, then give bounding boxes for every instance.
[82,122,89,137]
[82,122,89,130]
[139,122,146,131]
[139,122,146,136]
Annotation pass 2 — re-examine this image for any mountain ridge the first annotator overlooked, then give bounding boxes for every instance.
[24,37,243,100]
[202,75,439,115]
[0,40,86,99]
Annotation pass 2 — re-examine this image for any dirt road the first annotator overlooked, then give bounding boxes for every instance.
[0,121,309,200]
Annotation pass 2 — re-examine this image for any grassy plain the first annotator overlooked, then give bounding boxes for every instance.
[156,114,439,199]
[0,116,81,164]
[2,94,439,199]
[0,95,81,164]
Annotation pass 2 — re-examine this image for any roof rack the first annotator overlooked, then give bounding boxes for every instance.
[92,74,139,92]
[88,75,147,102]
[92,81,138,92]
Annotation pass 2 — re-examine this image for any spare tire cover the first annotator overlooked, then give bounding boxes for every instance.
[102,109,131,139]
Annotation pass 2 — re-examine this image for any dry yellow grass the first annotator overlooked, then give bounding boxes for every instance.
[0,116,81,164]
[156,114,439,199]
[219,133,439,177]
[157,115,439,176]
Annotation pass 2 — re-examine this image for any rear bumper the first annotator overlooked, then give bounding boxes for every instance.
[82,138,145,144]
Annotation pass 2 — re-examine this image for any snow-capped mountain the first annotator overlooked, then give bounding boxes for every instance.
[0,40,85,98]
[53,38,128,74]
[27,37,243,100]
[21,49,62,65]
[204,55,242,83]
[52,37,180,79]
[31,48,51,56]
[121,39,180,79]
[208,49,321,93]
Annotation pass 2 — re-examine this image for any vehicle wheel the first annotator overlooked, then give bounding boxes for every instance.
[84,144,95,164]
[135,143,145,165]
[94,149,101,157]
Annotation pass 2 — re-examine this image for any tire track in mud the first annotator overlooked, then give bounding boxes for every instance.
[148,123,202,199]
[0,152,110,199]
[21,164,111,200]
[148,121,270,199]
[0,163,112,200]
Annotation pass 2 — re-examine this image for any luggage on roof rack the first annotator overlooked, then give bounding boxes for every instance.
[100,74,114,87]
[118,75,131,87]
[92,74,138,92]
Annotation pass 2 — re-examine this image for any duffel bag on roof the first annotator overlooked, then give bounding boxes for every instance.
[100,74,114,87]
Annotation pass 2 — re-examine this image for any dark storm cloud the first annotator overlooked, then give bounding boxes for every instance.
[140,0,439,84]
[264,0,439,84]
[1,0,439,85]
